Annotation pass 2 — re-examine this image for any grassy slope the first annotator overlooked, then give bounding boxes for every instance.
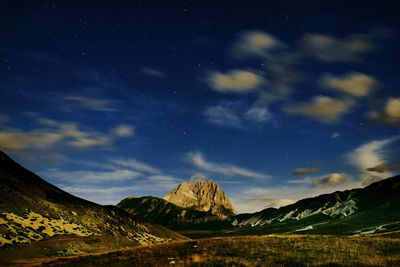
[0,151,187,251]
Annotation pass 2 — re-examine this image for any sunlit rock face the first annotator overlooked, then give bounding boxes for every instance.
[164,176,237,219]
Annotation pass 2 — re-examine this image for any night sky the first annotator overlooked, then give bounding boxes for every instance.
[1,1,399,213]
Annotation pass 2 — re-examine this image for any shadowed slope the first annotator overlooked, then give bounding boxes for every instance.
[0,151,186,248]
[117,196,221,229]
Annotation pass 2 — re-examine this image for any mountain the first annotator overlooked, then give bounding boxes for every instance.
[231,175,400,235]
[117,196,221,229]
[163,177,237,219]
[0,151,185,249]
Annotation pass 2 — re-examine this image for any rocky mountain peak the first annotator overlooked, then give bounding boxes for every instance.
[163,176,237,219]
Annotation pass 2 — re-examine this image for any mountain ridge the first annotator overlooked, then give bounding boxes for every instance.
[163,177,237,219]
[229,175,400,235]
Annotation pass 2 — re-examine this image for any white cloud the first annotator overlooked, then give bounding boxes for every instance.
[245,105,271,123]
[232,31,283,58]
[185,152,270,180]
[284,96,354,123]
[321,72,377,97]
[347,136,399,185]
[64,96,116,112]
[111,124,135,137]
[207,69,266,93]
[203,105,243,128]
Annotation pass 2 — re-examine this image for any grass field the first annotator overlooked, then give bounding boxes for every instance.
[7,234,398,267]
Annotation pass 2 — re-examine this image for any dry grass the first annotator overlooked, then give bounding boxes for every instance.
[29,234,400,266]
[0,211,94,246]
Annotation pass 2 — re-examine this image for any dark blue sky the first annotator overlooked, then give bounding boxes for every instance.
[1,0,399,212]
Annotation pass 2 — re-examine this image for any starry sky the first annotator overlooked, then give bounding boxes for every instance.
[1,1,399,213]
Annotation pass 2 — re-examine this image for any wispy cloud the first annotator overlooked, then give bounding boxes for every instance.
[58,183,176,205]
[111,124,135,137]
[140,67,166,78]
[245,105,271,123]
[369,97,400,126]
[347,136,399,185]
[203,104,243,128]
[288,172,351,187]
[43,169,141,183]
[148,174,179,183]
[111,158,161,174]
[46,156,180,204]
[367,163,400,173]
[64,96,117,112]
[185,151,270,180]
[204,101,271,129]
[0,117,136,165]
[231,30,283,58]
[205,30,380,128]
[312,173,348,187]
[292,167,320,176]
[331,132,340,139]
[229,30,300,105]
[300,33,373,62]
[38,118,113,148]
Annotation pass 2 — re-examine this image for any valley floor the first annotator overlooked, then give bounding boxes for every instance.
[3,233,400,266]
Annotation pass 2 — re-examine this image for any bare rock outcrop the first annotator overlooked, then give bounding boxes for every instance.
[163,176,236,219]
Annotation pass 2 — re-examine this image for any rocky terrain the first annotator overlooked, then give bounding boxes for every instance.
[163,176,237,219]
[229,175,400,235]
